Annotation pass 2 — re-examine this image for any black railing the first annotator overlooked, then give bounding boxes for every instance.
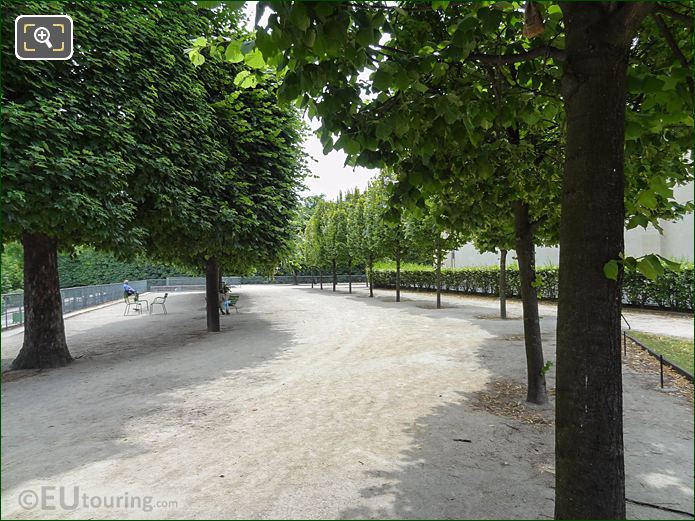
[623,331,694,386]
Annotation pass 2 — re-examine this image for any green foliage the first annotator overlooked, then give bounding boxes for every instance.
[1,242,195,292]
[1,243,23,293]
[2,1,150,249]
[304,200,331,269]
[373,261,434,272]
[219,1,692,277]
[373,264,693,312]
[57,248,195,288]
[323,200,349,266]
[622,263,694,311]
[346,189,366,266]
[540,361,554,377]
[605,253,684,282]
[3,1,305,279]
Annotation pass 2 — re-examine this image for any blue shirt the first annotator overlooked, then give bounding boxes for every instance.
[123,283,135,293]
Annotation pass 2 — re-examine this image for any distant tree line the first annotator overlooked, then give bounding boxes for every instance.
[2,243,197,293]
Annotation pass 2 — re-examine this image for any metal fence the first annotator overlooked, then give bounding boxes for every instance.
[1,275,368,329]
[2,279,149,329]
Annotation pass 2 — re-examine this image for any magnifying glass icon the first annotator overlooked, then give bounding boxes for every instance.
[34,26,52,49]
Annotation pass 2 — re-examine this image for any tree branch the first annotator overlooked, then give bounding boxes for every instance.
[529,214,548,236]
[612,3,655,41]
[375,44,410,55]
[469,46,566,65]
[652,13,694,96]
[655,4,692,28]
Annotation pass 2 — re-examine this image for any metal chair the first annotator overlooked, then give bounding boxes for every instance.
[150,293,168,315]
[123,294,142,315]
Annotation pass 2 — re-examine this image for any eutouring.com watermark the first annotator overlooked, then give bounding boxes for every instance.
[18,486,177,513]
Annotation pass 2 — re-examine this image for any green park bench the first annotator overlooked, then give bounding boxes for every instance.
[227,295,240,313]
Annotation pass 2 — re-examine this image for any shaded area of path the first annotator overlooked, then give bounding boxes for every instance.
[1,285,692,519]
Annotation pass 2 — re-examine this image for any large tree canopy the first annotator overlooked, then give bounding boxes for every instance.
[2,1,307,360]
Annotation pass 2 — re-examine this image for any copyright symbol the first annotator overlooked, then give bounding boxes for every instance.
[18,489,39,509]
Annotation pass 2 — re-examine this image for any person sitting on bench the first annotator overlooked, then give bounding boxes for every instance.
[219,283,231,315]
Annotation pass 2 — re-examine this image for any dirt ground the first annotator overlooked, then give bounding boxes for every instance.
[1,285,693,519]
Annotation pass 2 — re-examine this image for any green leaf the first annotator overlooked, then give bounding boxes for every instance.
[376,120,394,139]
[637,191,658,209]
[625,120,642,140]
[372,69,392,92]
[239,73,258,89]
[225,41,244,63]
[195,1,224,9]
[627,214,649,229]
[234,70,251,86]
[636,256,661,280]
[189,50,205,66]
[622,256,638,270]
[289,3,310,32]
[432,1,450,10]
[540,361,553,376]
[356,26,373,47]
[656,255,682,273]
[344,138,361,155]
[603,260,619,281]
[643,77,665,93]
[244,48,266,69]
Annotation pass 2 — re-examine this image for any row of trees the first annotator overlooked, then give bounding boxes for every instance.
[2,2,307,368]
[301,176,462,305]
[200,1,693,517]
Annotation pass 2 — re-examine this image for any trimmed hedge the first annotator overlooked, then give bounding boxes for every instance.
[57,248,196,288]
[372,265,693,312]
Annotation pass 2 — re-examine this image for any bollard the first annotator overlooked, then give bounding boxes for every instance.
[660,354,664,388]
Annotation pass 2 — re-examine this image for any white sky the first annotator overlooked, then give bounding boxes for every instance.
[242,2,376,200]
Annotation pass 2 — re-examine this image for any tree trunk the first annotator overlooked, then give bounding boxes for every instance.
[332,258,337,292]
[348,259,352,294]
[435,243,442,309]
[11,232,72,369]
[205,257,220,333]
[395,249,401,302]
[319,268,323,290]
[555,5,644,518]
[293,269,298,285]
[514,202,547,405]
[368,255,374,298]
[499,249,507,319]
[311,268,314,288]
